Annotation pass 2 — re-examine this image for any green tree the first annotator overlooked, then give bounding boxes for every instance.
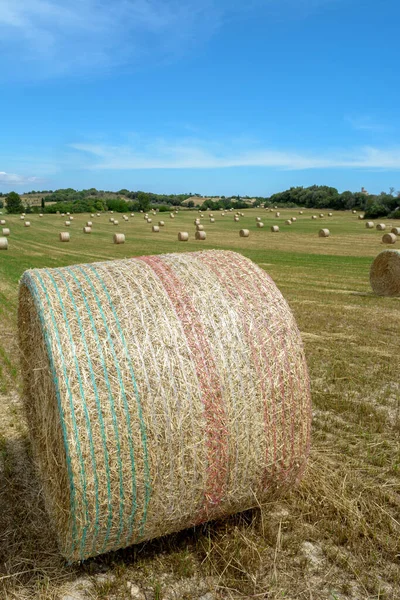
[6,191,24,213]
[41,197,45,210]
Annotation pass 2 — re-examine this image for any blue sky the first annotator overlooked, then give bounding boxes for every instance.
[0,0,399,196]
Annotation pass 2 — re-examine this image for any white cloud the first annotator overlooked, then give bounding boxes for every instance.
[70,139,400,171]
[0,171,42,185]
[346,116,388,133]
[0,0,342,77]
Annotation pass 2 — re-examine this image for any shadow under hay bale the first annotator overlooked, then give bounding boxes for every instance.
[18,250,311,562]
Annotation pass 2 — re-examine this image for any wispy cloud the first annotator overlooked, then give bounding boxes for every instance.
[0,170,42,185]
[0,0,342,78]
[70,138,400,170]
[346,116,388,133]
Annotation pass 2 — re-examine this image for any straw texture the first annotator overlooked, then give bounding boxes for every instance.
[195,231,206,240]
[239,229,250,237]
[382,233,397,244]
[391,227,400,235]
[178,232,189,241]
[377,224,386,231]
[18,250,311,563]
[59,232,70,243]
[370,250,400,296]
[366,222,374,229]
[0,237,8,249]
[319,229,330,238]
[271,226,279,233]
[114,234,125,245]
[2,228,10,236]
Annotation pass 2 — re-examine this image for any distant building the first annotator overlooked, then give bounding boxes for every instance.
[361,187,369,195]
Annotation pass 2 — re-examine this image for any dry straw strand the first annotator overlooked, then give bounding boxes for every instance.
[370,249,400,296]
[18,250,311,562]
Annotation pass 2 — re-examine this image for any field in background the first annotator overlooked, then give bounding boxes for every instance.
[0,208,399,599]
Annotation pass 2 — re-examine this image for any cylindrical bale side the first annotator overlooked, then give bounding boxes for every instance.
[391,227,400,235]
[0,219,5,225]
[319,214,324,218]
[59,232,70,242]
[275,212,280,217]
[370,250,400,296]
[319,229,330,238]
[18,250,311,562]
[196,224,204,231]
[147,219,152,224]
[366,221,374,229]
[0,237,8,250]
[271,226,279,232]
[239,229,250,237]
[209,218,215,223]
[152,226,160,233]
[377,224,386,231]
[114,234,125,244]
[170,214,175,219]
[312,216,317,220]
[256,217,261,222]
[291,217,297,222]
[25,222,31,227]
[382,233,397,244]
[178,232,189,241]
[234,217,240,222]
[195,231,206,240]
[65,221,71,227]
[285,220,292,225]
[358,215,364,220]
[83,227,91,234]
[158,221,165,227]
[113,220,119,226]
[87,222,93,227]
[257,222,264,228]
[2,228,10,236]
[328,213,333,217]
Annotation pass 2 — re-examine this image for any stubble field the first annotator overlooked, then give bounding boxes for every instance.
[0,208,399,599]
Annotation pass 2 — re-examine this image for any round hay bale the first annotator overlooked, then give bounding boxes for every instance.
[40,214,43,217]
[91,214,95,218]
[66,212,70,216]
[299,211,303,215]
[285,220,292,225]
[319,214,324,218]
[152,226,160,233]
[275,212,280,217]
[291,217,297,222]
[256,217,261,222]
[2,228,10,236]
[59,232,70,243]
[195,231,206,240]
[147,218,152,224]
[271,226,279,232]
[257,222,264,228]
[196,224,204,231]
[382,233,397,244]
[319,229,330,238]
[131,214,135,217]
[194,220,200,225]
[65,221,71,227]
[83,226,91,234]
[114,220,119,226]
[377,223,386,231]
[158,221,165,227]
[239,229,250,237]
[209,218,215,223]
[234,217,240,222]
[170,214,175,219]
[70,216,74,221]
[352,210,357,214]
[97,214,101,217]
[25,221,31,228]
[18,250,311,562]
[110,210,114,214]
[358,215,364,220]
[391,227,400,236]
[221,212,225,216]
[370,250,400,296]
[178,232,189,241]
[328,213,333,217]
[20,216,25,220]
[0,219,5,225]
[0,237,9,249]
[109,218,115,223]
[114,233,125,245]
[366,221,374,229]
[312,216,317,220]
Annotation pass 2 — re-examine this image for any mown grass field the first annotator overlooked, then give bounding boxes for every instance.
[0,208,399,599]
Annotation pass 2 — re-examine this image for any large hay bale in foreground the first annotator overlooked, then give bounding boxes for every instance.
[370,250,400,296]
[114,233,125,244]
[0,237,8,250]
[59,232,70,243]
[382,233,397,244]
[319,229,330,238]
[271,226,279,232]
[178,232,189,241]
[18,250,311,562]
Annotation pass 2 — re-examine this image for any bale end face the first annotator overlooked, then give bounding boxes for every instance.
[366,221,374,229]
[0,237,8,250]
[319,229,330,238]
[377,224,386,231]
[59,232,70,242]
[382,233,397,244]
[195,230,206,240]
[113,233,126,244]
[239,229,250,237]
[370,250,400,296]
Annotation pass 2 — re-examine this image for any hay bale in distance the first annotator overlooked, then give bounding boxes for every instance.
[319,214,324,218]
[114,220,119,226]
[234,216,240,222]
[377,224,386,231]
[152,226,160,233]
[209,218,215,223]
[358,215,364,220]
[391,227,400,235]
[109,218,115,223]
[328,213,333,217]
[312,216,317,220]
[196,224,204,231]
[256,217,261,222]
[291,217,297,222]
[83,226,91,234]
[370,250,400,296]
[170,214,175,219]
[366,221,374,229]
[382,233,397,244]
[59,232,70,243]
[239,229,250,237]
[20,216,25,220]
[147,218,152,223]
[299,211,303,214]
[319,229,330,238]
[285,220,292,225]
[257,222,264,228]
[178,232,189,241]
[271,225,279,232]
[2,228,10,236]
[24,222,31,227]
[65,221,71,227]
[114,233,125,244]
[275,212,280,217]
[0,237,8,250]
[0,219,6,225]
[158,221,165,227]
[18,249,311,562]
[70,216,74,221]
[195,230,206,240]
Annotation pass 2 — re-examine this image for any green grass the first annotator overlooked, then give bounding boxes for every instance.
[0,208,399,599]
